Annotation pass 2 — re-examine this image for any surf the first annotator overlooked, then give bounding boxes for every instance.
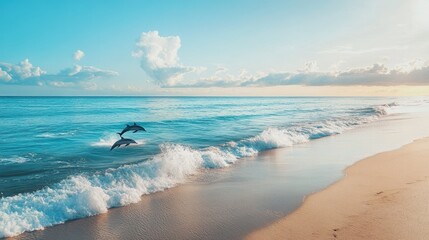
[0,102,398,238]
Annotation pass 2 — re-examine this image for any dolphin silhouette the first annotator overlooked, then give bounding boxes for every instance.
[110,136,137,151]
[117,122,146,136]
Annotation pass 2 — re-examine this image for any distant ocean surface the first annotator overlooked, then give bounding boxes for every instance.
[0,96,428,237]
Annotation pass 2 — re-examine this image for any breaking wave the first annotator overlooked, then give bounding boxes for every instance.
[0,103,396,238]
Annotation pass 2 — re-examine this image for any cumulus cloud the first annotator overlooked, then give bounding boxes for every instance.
[0,67,12,81]
[166,60,429,88]
[133,31,201,86]
[0,59,118,89]
[0,59,45,82]
[73,50,85,61]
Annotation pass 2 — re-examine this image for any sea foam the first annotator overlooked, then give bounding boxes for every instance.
[36,131,76,138]
[0,103,395,238]
[0,157,30,165]
[0,153,39,165]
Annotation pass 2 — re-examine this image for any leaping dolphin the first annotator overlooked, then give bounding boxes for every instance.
[118,122,146,136]
[110,136,137,151]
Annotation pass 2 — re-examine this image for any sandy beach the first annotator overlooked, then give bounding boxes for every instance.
[247,137,429,240]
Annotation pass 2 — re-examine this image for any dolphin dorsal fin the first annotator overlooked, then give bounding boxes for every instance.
[134,122,137,125]
[126,124,130,127]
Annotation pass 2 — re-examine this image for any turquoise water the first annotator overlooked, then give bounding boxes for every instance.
[0,96,424,237]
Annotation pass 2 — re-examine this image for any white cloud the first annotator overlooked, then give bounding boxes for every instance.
[68,65,83,75]
[48,81,74,88]
[73,50,85,61]
[245,61,429,87]
[130,32,429,89]
[0,67,12,81]
[165,60,429,88]
[133,31,201,86]
[394,59,425,73]
[300,61,319,73]
[55,65,118,82]
[330,60,345,72]
[0,59,118,88]
[14,59,45,78]
[0,59,45,82]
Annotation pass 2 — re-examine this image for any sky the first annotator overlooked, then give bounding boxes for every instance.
[1,0,429,96]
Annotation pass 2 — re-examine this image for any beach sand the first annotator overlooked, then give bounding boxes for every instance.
[247,137,429,240]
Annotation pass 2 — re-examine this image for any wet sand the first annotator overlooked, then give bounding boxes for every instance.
[247,137,429,240]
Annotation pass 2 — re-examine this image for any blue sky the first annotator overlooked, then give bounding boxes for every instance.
[1,0,429,96]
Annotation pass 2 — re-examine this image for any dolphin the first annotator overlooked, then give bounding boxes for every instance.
[117,122,146,136]
[110,136,137,151]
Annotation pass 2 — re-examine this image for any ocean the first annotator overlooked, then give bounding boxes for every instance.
[1,96,428,238]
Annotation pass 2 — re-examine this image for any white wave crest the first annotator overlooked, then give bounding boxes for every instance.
[0,153,39,165]
[374,104,393,116]
[0,156,29,164]
[36,131,76,138]
[0,102,396,238]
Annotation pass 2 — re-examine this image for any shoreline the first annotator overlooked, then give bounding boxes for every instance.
[13,111,429,240]
[247,137,429,240]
